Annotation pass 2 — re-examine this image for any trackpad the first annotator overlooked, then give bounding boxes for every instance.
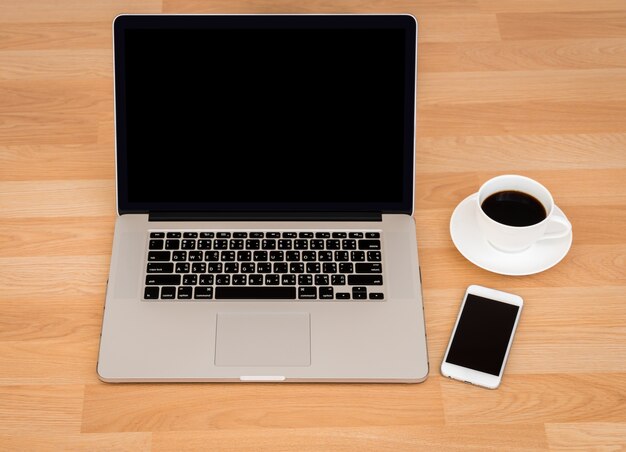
[215,312,311,367]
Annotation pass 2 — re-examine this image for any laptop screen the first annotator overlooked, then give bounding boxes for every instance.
[114,15,416,215]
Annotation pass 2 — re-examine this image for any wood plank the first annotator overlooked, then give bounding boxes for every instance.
[152,425,548,451]
[545,423,626,450]
[498,11,626,40]
[0,50,112,80]
[0,433,150,452]
[0,22,112,50]
[479,0,626,13]
[81,382,445,433]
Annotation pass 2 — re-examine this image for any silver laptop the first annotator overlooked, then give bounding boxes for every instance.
[98,14,429,383]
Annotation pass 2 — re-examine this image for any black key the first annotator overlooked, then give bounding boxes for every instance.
[199,274,214,285]
[366,232,380,238]
[349,232,364,238]
[351,251,366,262]
[323,263,337,273]
[358,240,381,250]
[286,251,300,261]
[278,239,292,250]
[149,239,164,250]
[216,274,230,285]
[315,232,330,238]
[237,251,252,261]
[192,262,206,273]
[194,286,213,299]
[315,274,329,285]
[183,232,198,238]
[249,274,263,285]
[369,292,384,300]
[355,263,382,273]
[250,232,264,238]
[306,262,320,273]
[332,232,347,238]
[224,262,239,273]
[246,239,260,250]
[217,232,231,238]
[146,274,181,285]
[262,239,276,250]
[335,251,349,261]
[302,251,317,261]
[183,274,197,285]
[166,232,181,238]
[310,240,325,249]
[148,251,171,262]
[221,251,236,261]
[299,232,314,238]
[265,274,280,285]
[281,274,296,285]
[274,262,288,273]
[326,240,340,250]
[367,251,382,261]
[172,251,187,261]
[257,263,272,273]
[241,263,255,273]
[144,286,159,299]
[269,251,284,262]
[204,251,219,261]
[266,232,280,238]
[298,286,317,299]
[349,275,383,285]
[214,239,228,249]
[232,274,247,285]
[188,251,203,261]
[178,286,192,299]
[298,274,313,285]
[207,263,223,273]
[147,262,174,273]
[318,251,333,261]
[253,251,268,261]
[339,263,354,273]
[161,286,176,299]
[352,287,367,299]
[175,263,190,273]
[229,239,244,249]
[215,287,296,299]
[165,239,180,250]
[150,232,165,238]
[200,232,215,238]
[319,286,334,299]
[198,240,212,249]
[342,239,357,250]
[331,274,346,285]
[233,232,247,238]
[294,239,308,250]
[336,292,350,300]
[290,262,305,273]
[283,232,297,238]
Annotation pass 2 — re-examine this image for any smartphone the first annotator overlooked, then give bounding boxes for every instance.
[441,285,523,389]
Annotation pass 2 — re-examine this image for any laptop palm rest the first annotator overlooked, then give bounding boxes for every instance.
[215,312,311,367]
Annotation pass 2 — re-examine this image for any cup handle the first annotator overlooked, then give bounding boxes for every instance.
[538,213,571,241]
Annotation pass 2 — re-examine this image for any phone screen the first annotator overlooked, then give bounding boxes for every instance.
[445,294,520,376]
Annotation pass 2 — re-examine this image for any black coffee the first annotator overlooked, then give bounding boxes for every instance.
[481,190,547,227]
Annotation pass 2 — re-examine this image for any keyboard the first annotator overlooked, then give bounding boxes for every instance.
[143,231,385,301]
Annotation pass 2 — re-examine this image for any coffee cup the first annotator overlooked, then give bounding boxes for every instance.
[475,175,571,253]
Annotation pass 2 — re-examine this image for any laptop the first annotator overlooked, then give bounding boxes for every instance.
[98,14,429,383]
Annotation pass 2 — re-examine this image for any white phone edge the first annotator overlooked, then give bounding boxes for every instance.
[440,285,523,389]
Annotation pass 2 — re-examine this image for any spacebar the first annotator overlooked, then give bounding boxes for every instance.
[215,287,296,299]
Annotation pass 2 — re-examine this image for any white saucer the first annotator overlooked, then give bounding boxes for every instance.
[450,193,573,276]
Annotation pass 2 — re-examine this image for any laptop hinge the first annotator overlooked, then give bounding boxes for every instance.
[148,211,382,222]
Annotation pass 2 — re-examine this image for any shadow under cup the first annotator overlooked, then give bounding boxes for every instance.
[476,175,570,253]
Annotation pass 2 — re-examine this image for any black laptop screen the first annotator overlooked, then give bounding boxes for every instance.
[114,15,416,214]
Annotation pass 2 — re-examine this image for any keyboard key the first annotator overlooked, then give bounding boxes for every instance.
[215,287,296,299]
[336,292,350,300]
[150,232,165,238]
[315,274,329,285]
[352,287,367,299]
[366,232,380,238]
[302,251,316,261]
[269,251,284,262]
[230,239,244,249]
[367,251,382,261]
[310,240,325,249]
[246,239,260,250]
[358,239,381,250]
[326,240,340,250]
[318,251,333,261]
[172,251,187,261]
[332,232,347,238]
[298,286,317,299]
[253,251,268,261]
[249,274,263,285]
[207,263,223,273]
[198,240,212,249]
[342,239,356,250]
[144,286,159,299]
[165,239,180,249]
[232,274,247,285]
[283,232,297,238]
[265,274,280,285]
[161,286,176,299]
[339,263,353,273]
[250,232,264,238]
[306,262,320,273]
[323,263,337,273]
[166,232,181,238]
[149,239,164,250]
[335,251,349,261]
[146,274,181,285]
[233,232,247,238]
[278,239,292,250]
[266,232,280,238]
[298,274,313,285]
[351,251,365,261]
[182,274,197,285]
[281,274,296,285]
[175,263,190,273]
[274,262,288,273]
[294,240,308,249]
[224,263,239,273]
[147,262,174,273]
[349,232,364,238]
[214,239,228,249]
[319,286,334,299]
[217,232,231,238]
[262,239,276,249]
[241,263,255,273]
[148,249,170,259]
[216,274,230,285]
[299,232,314,238]
[290,263,305,273]
[204,251,219,261]
[331,274,346,285]
[200,232,215,238]
[177,286,192,299]
[199,274,214,285]
[221,251,236,261]
[183,232,198,238]
[237,251,252,261]
[355,263,382,273]
[286,251,300,261]
[257,263,272,273]
[348,275,383,285]
[315,232,330,238]
[194,286,213,299]
[191,262,206,273]
[369,292,384,300]
[188,251,203,261]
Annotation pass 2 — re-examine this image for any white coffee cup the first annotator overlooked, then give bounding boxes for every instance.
[475,175,572,253]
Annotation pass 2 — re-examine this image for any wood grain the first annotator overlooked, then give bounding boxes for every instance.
[1,0,626,450]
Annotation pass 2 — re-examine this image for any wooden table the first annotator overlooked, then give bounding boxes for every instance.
[1,1,625,450]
